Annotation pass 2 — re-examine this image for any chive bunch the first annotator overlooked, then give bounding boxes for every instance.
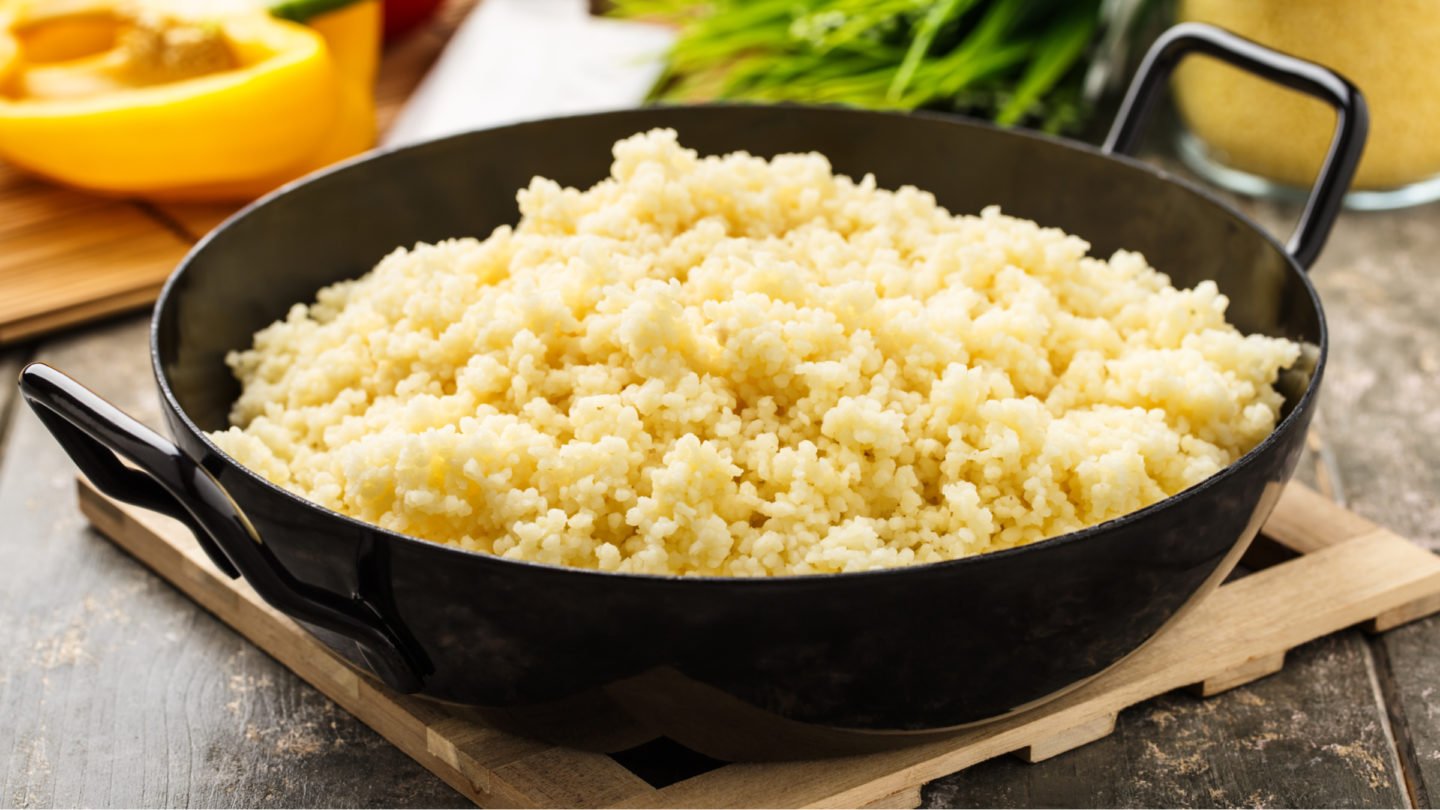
[611,0,1122,135]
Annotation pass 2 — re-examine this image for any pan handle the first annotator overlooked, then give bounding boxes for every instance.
[18,362,428,693]
[1102,22,1368,271]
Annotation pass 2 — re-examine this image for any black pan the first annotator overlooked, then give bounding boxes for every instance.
[18,24,1366,760]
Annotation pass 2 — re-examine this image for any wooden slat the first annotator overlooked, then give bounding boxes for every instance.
[857,786,923,809]
[1369,591,1440,633]
[1262,482,1381,554]
[1190,651,1287,697]
[630,529,1440,809]
[75,477,1440,809]
[1014,714,1118,764]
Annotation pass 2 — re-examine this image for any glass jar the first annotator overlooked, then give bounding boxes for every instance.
[1173,0,1440,210]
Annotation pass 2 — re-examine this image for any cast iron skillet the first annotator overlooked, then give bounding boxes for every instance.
[18,25,1366,759]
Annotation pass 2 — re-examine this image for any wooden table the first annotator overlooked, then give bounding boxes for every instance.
[1,90,1438,810]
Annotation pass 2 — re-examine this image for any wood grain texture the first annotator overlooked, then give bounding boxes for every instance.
[1191,651,1285,698]
[0,317,469,808]
[77,465,1440,808]
[924,631,1407,808]
[1273,198,1440,809]
[0,164,193,345]
[609,523,1439,809]
[1014,714,1117,764]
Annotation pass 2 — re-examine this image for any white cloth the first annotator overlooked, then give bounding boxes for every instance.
[384,0,674,147]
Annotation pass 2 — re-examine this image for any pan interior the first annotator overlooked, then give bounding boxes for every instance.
[157,106,1321,432]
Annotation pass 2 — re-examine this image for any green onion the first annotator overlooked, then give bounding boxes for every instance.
[610,0,1138,135]
[887,0,976,102]
[995,2,1099,125]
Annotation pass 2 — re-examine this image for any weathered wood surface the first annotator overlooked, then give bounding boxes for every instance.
[927,632,1405,808]
[74,471,1440,808]
[0,322,472,808]
[1303,201,1440,810]
[2,90,1439,810]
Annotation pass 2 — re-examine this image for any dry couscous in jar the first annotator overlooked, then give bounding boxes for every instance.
[1174,0,1440,209]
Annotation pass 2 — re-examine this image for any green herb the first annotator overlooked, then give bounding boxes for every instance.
[994,2,1097,126]
[888,0,978,102]
[611,0,1125,135]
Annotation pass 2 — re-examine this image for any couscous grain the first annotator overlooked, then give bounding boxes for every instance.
[210,129,1301,576]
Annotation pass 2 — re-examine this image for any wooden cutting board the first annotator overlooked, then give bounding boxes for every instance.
[0,0,476,346]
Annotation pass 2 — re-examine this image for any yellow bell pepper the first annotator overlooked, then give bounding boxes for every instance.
[0,0,379,200]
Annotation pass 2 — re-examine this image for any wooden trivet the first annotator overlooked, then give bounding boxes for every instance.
[77,478,1440,808]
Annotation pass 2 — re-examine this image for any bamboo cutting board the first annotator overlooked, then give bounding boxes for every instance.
[0,0,475,346]
[0,164,192,344]
[77,478,1440,808]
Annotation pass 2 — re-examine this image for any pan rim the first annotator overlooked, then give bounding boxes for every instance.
[151,102,1330,587]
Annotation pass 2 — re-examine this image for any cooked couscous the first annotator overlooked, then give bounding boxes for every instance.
[210,129,1300,577]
